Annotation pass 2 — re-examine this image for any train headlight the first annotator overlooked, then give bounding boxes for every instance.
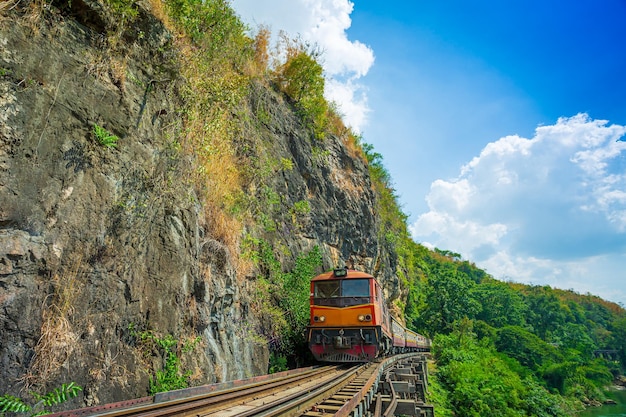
[358,314,372,322]
[314,315,326,322]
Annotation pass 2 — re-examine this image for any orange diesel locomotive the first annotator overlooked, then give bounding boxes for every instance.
[306,268,430,362]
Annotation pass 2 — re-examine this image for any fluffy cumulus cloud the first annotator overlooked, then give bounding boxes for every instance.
[231,0,374,132]
[410,114,626,304]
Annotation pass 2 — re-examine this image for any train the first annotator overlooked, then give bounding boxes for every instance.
[306,267,431,362]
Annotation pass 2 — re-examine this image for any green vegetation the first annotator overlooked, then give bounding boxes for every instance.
[130,327,200,394]
[273,34,329,139]
[93,124,119,148]
[104,0,138,26]
[0,382,82,416]
[433,325,569,417]
[245,240,322,367]
[268,352,288,374]
[400,246,625,415]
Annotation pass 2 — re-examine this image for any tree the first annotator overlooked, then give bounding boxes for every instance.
[473,280,527,328]
[495,326,561,371]
[417,263,480,335]
[523,286,568,339]
[273,34,328,138]
[613,316,626,368]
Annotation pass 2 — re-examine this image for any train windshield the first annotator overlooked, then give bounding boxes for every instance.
[313,279,370,306]
[314,281,340,298]
[342,279,370,297]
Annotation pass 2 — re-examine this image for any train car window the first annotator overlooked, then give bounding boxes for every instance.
[341,279,370,297]
[314,281,340,298]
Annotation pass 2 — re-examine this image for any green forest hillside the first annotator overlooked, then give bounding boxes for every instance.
[365,137,626,414]
[400,245,626,415]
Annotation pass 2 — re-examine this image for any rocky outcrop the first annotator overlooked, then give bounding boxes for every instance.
[0,1,267,402]
[243,83,398,290]
[0,0,398,408]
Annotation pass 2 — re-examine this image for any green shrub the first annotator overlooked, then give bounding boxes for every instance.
[268,353,288,374]
[130,328,200,394]
[273,35,328,139]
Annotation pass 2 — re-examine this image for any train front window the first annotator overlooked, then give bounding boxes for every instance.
[314,281,340,298]
[342,279,369,297]
[313,279,371,307]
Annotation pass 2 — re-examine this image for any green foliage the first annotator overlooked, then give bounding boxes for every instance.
[0,395,29,414]
[495,326,561,371]
[524,286,570,339]
[104,0,138,25]
[273,35,328,140]
[434,327,569,416]
[93,124,119,148]
[33,382,82,409]
[614,317,626,365]
[416,263,481,335]
[472,280,528,327]
[0,382,82,416]
[268,352,288,374]
[280,157,294,171]
[164,0,250,64]
[247,240,322,360]
[401,241,625,415]
[289,200,310,224]
[278,246,322,349]
[131,328,199,394]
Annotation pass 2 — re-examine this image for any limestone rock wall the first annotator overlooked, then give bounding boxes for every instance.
[0,3,266,403]
[0,0,399,407]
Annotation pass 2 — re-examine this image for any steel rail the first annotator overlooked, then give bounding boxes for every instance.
[236,364,363,417]
[313,353,417,417]
[46,366,338,417]
[91,366,340,417]
[47,353,427,417]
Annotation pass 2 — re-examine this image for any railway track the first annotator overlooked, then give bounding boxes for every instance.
[47,354,432,417]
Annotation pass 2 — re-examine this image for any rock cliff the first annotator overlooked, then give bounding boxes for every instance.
[0,0,399,407]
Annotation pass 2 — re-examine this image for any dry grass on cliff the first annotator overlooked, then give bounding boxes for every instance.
[23,260,82,389]
[181,91,247,273]
[0,0,19,17]
[165,15,254,278]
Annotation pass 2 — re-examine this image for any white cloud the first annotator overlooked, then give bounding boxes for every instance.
[411,114,626,304]
[425,178,474,213]
[231,0,374,132]
[325,78,370,134]
[409,211,507,260]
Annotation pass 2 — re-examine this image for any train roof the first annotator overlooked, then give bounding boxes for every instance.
[311,268,376,282]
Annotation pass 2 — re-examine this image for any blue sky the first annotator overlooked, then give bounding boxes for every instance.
[232,0,626,306]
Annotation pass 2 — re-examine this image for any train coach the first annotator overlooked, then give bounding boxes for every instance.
[306,267,430,362]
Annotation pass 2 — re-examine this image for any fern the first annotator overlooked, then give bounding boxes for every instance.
[33,382,82,408]
[93,124,119,148]
[0,383,81,416]
[0,395,30,413]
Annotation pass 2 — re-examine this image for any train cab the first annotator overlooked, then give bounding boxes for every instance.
[307,268,392,362]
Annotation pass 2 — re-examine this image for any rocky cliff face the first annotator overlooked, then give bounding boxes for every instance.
[0,0,398,407]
